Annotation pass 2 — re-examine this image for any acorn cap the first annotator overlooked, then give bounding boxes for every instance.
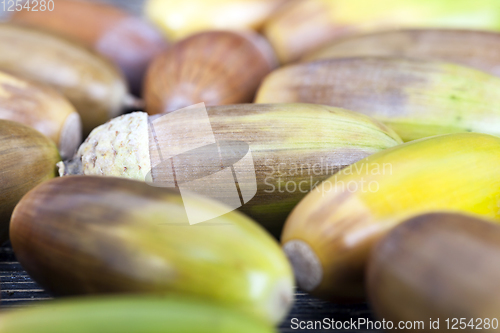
[59,103,402,236]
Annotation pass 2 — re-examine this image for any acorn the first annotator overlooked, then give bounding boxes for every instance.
[145,0,287,41]
[10,0,169,95]
[0,71,81,159]
[0,295,277,333]
[58,104,402,236]
[144,31,278,114]
[0,120,59,244]
[305,29,500,79]
[10,176,294,325]
[264,0,500,63]
[256,57,500,142]
[281,133,500,301]
[368,213,500,330]
[0,23,133,136]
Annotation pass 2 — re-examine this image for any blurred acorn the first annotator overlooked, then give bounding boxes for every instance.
[10,0,169,95]
[10,176,294,325]
[256,57,500,142]
[57,104,402,236]
[264,0,500,63]
[0,71,81,159]
[145,0,288,41]
[281,133,500,301]
[0,23,133,136]
[144,30,278,114]
[0,120,59,244]
[0,296,277,333]
[368,213,500,331]
[305,29,500,78]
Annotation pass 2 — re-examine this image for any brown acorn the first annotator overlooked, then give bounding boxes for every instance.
[305,29,500,78]
[0,120,59,244]
[57,104,402,236]
[10,0,169,95]
[143,30,278,115]
[368,213,500,331]
[10,176,294,325]
[0,71,81,159]
[256,57,500,142]
[0,23,132,136]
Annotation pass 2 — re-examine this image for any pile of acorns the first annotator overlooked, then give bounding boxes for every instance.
[1,0,500,332]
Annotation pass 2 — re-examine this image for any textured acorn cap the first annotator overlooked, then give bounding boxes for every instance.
[59,104,402,236]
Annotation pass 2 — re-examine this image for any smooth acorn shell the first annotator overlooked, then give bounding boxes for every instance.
[64,104,402,236]
[264,0,500,63]
[10,176,294,325]
[305,29,500,78]
[281,133,500,302]
[0,120,59,244]
[11,0,169,95]
[145,0,287,41]
[0,71,81,159]
[368,213,500,330]
[0,296,276,333]
[0,23,129,136]
[144,30,278,114]
[256,57,500,142]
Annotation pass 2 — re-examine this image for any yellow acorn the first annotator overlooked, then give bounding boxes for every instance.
[264,0,500,63]
[11,176,294,325]
[282,133,500,301]
[145,0,287,41]
[256,57,500,141]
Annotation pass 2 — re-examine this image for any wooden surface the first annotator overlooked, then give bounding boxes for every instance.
[0,244,379,332]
